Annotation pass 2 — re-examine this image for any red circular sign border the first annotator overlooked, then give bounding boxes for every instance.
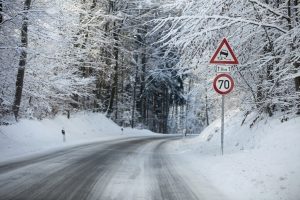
[213,73,234,95]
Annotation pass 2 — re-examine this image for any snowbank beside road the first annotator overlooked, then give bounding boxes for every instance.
[0,112,155,162]
[173,111,300,200]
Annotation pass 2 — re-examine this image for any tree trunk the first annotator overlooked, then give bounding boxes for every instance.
[165,88,169,133]
[295,0,299,23]
[251,1,275,115]
[107,21,119,117]
[287,0,293,30]
[0,0,3,24]
[289,0,300,114]
[120,54,125,124]
[205,82,209,126]
[295,63,300,92]
[131,57,138,128]
[13,0,31,121]
[294,62,300,114]
[91,0,96,9]
[152,94,157,131]
[294,0,300,95]
[140,49,146,123]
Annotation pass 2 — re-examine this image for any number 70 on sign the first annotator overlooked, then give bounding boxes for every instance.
[213,73,234,95]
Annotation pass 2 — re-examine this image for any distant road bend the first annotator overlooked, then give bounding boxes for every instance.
[0,135,226,200]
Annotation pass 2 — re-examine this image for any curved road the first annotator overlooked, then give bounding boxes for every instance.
[0,136,226,200]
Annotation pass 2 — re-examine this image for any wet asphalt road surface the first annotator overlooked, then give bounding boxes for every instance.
[0,135,226,200]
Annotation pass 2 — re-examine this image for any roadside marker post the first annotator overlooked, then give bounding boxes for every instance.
[209,38,238,155]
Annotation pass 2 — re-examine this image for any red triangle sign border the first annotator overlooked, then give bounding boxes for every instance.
[209,38,239,65]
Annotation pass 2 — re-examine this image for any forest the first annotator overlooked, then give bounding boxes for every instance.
[0,0,299,133]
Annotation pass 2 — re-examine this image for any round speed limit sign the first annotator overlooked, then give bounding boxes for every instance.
[213,73,234,95]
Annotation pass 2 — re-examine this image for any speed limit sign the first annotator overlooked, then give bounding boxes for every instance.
[213,73,234,95]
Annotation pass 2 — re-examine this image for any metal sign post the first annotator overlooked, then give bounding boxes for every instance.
[213,74,234,155]
[221,95,224,155]
[210,38,239,155]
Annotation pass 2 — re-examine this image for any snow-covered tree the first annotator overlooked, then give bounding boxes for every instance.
[150,0,300,129]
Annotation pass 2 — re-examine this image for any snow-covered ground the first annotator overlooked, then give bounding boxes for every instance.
[0,112,155,163]
[171,110,300,200]
[1,110,299,200]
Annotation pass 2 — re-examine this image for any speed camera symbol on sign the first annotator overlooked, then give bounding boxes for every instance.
[213,74,234,95]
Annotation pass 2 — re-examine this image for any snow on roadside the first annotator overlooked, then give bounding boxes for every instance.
[171,111,300,200]
[0,112,155,163]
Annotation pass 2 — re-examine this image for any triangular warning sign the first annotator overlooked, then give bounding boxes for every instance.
[209,38,239,65]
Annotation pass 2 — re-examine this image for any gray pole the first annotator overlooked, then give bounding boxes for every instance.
[221,95,225,155]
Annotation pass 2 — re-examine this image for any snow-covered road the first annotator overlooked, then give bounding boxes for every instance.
[0,135,226,200]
